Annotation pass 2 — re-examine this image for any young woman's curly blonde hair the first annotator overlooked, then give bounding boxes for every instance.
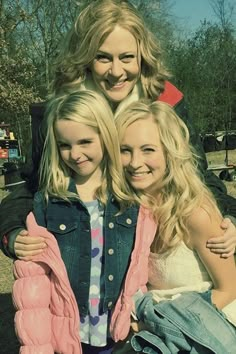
[116,100,221,253]
[50,0,170,100]
[39,90,133,207]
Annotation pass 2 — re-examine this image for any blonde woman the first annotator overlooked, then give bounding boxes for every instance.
[115,100,236,353]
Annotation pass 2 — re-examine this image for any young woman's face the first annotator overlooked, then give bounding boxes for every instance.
[55,119,104,184]
[91,25,140,105]
[120,117,166,193]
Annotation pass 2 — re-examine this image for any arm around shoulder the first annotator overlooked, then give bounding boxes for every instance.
[187,206,236,309]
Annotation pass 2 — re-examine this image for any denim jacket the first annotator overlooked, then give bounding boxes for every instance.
[33,181,139,317]
[131,291,236,354]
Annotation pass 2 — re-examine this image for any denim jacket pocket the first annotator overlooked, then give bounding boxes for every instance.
[47,220,78,235]
[46,220,78,251]
[115,212,137,246]
[47,220,79,277]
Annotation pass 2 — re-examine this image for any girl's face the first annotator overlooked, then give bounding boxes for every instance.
[120,117,166,193]
[91,25,140,105]
[55,119,104,184]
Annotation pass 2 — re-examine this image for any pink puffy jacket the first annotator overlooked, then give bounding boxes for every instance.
[12,207,157,353]
[13,212,82,354]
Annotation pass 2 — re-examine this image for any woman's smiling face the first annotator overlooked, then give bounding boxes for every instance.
[120,116,167,193]
[91,25,140,105]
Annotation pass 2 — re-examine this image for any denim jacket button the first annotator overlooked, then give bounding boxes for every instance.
[108,222,114,229]
[59,224,66,230]
[108,274,114,281]
[126,218,132,225]
[108,248,114,255]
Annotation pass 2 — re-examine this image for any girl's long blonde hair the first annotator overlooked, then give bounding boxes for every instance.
[39,90,133,207]
[50,0,169,100]
[116,100,221,253]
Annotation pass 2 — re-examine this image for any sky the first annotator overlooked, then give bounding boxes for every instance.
[171,0,217,31]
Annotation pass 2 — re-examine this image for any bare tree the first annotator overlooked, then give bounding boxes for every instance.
[209,0,235,28]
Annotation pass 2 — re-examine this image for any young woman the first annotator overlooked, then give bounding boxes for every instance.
[12,90,156,354]
[114,100,236,353]
[1,0,235,262]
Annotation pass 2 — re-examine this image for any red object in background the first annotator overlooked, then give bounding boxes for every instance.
[0,148,8,158]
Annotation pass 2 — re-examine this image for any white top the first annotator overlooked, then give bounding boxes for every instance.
[148,241,236,326]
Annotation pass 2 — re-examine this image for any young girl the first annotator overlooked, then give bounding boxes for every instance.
[115,100,236,353]
[14,90,150,354]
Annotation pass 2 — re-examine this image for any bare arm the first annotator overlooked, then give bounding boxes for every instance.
[188,207,236,309]
[207,217,236,258]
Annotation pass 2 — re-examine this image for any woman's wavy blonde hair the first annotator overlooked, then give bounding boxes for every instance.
[39,90,133,207]
[51,0,169,99]
[116,100,221,253]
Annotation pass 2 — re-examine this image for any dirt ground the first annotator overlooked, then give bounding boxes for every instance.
[0,151,235,353]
